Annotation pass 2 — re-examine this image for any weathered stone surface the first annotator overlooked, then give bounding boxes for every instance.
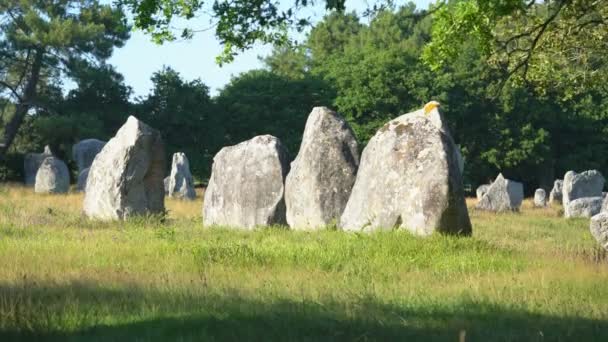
[83,116,165,220]
[563,170,604,212]
[72,139,106,174]
[24,145,52,186]
[476,174,524,212]
[166,152,196,200]
[77,168,90,192]
[164,177,170,195]
[590,212,608,251]
[339,103,471,236]
[566,196,603,218]
[285,107,359,229]
[549,179,563,205]
[534,188,547,207]
[203,135,290,229]
[476,184,490,201]
[34,157,69,194]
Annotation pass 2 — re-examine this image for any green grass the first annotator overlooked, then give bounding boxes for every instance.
[1,184,608,341]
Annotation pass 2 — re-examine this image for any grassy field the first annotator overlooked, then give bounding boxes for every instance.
[0,184,607,341]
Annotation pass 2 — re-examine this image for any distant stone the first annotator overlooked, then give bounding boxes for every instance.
[24,145,52,186]
[77,167,90,192]
[34,157,69,194]
[566,196,603,218]
[563,170,604,215]
[166,152,196,200]
[590,212,608,251]
[549,179,563,205]
[203,135,289,229]
[476,184,490,201]
[72,139,106,174]
[534,188,547,207]
[285,107,359,229]
[83,116,165,220]
[476,173,524,212]
[164,177,170,195]
[339,102,471,236]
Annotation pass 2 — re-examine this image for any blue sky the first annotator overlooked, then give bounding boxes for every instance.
[108,0,433,97]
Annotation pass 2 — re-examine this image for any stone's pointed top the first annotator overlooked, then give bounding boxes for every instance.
[496,173,505,180]
[43,145,52,155]
[311,106,333,113]
[424,100,440,115]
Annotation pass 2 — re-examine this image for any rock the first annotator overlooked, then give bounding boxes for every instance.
[72,139,106,174]
[164,177,170,195]
[166,152,196,200]
[590,212,608,251]
[534,188,547,207]
[34,157,69,194]
[203,135,290,229]
[339,102,471,236]
[455,145,465,174]
[77,168,90,192]
[23,145,52,186]
[566,196,603,218]
[563,170,604,210]
[83,116,165,220]
[549,179,563,205]
[476,184,490,201]
[285,107,359,229]
[476,173,524,212]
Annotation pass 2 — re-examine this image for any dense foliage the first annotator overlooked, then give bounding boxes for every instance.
[1,2,607,193]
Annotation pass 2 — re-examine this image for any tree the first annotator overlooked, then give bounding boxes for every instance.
[135,66,220,179]
[0,0,130,158]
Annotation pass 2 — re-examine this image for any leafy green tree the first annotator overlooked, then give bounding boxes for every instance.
[0,0,130,158]
[135,67,220,179]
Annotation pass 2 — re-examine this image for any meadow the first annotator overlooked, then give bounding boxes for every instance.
[0,184,607,341]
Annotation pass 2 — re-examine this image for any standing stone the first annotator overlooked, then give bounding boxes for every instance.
[83,116,165,220]
[166,152,196,200]
[534,188,547,207]
[203,135,289,229]
[72,139,106,174]
[563,170,604,215]
[77,167,90,192]
[339,102,471,236]
[164,177,170,195]
[285,107,359,229]
[590,213,608,251]
[566,197,603,218]
[476,184,491,201]
[549,179,563,205]
[34,157,69,194]
[476,174,524,212]
[24,145,52,186]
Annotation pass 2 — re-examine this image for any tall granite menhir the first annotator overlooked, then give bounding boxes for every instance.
[340,102,471,236]
[203,135,290,229]
[83,116,165,220]
[166,152,196,200]
[24,145,52,186]
[285,107,359,229]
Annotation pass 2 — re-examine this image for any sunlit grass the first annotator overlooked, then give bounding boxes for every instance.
[0,184,607,340]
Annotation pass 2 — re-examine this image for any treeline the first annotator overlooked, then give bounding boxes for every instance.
[2,4,608,193]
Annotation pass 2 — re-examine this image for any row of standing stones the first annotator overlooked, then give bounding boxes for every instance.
[474,170,608,250]
[22,102,472,236]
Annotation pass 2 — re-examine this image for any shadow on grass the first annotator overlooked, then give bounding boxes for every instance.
[0,281,606,341]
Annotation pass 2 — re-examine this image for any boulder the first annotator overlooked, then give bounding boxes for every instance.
[565,196,603,218]
[534,188,547,207]
[34,157,69,194]
[72,139,106,174]
[83,116,165,220]
[23,145,52,186]
[563,170,604,210]
[476,174,524,212]
[164,177,170,195]
[549,179,563,205]
[76,167,90,192]
[339,102,471,236]
[166,152,196,200]
[590,212,608,251]
[285,107,359,229]
[203,135,290,229]
[476,184,490,201]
